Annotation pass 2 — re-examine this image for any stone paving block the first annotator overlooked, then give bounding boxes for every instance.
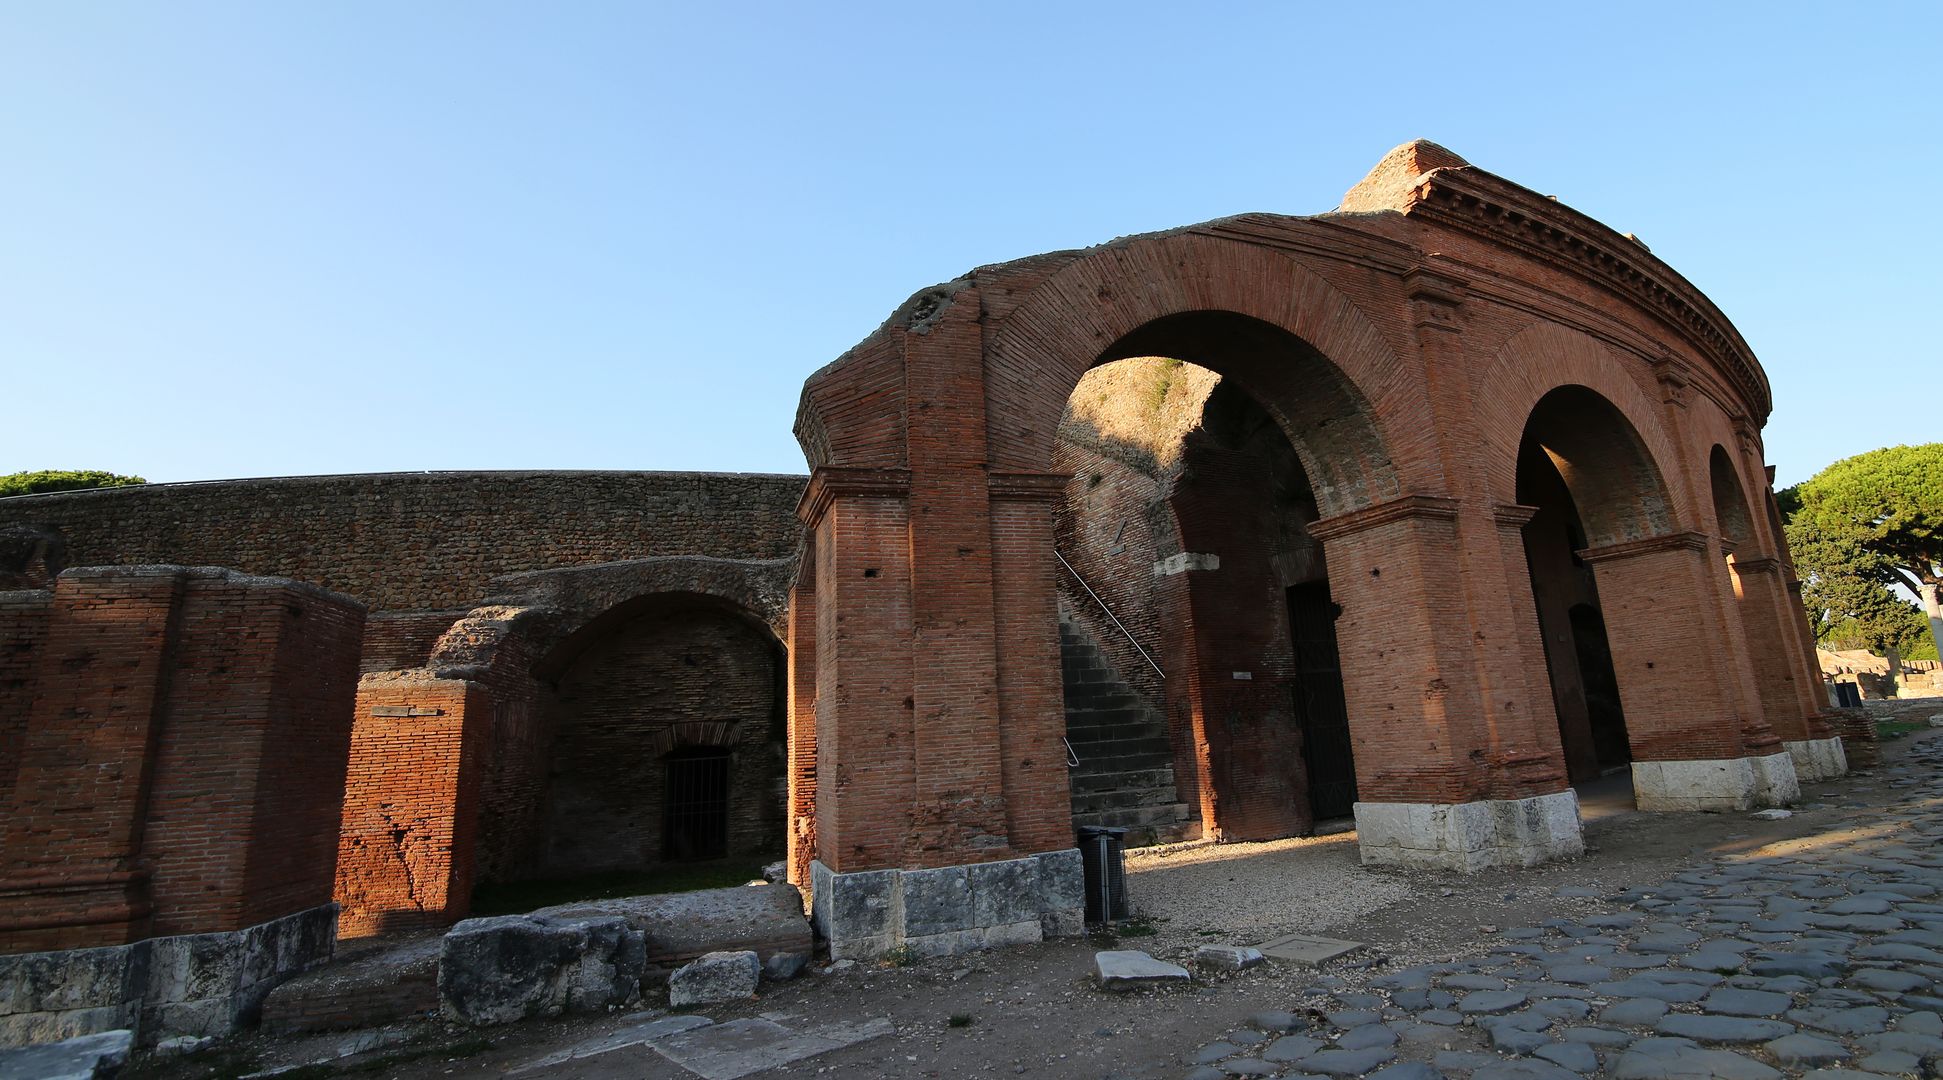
[1366,1063,1443,1080]
[1458,990,1527,1014]
[1764,1032,1852,1065]
[1703,987,1793,1016]
[1787,1005,1891,1035]
[1295,1047,1396,1075]
[1654,1014,1793,1043]
[1561,1025,1632,1046]
[1612,1036,1780,1080]
[1534,1040,1599,1073]
[1262,1035,1326,1062]
[1602,997,1672,1026]
[1338,1025,1398,1051]
[1248,1010,1306,1033]
[1188,1042,1242,1064]
[1471,1060,1580,1080]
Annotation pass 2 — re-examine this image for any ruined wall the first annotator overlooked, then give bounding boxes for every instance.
[0,567,363,953]
[539,604,784,876]
[0,471,807,615]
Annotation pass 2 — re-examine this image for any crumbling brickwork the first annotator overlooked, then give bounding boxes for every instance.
[0,567,362,953]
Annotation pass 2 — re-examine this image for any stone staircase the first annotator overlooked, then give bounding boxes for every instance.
[1060,619,1196,847]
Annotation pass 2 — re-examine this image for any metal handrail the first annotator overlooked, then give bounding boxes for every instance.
[1054,548,1165,680]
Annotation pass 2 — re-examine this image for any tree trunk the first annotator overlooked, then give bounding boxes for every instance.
[1922,581,1943,664]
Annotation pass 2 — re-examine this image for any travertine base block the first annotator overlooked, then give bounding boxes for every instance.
[1632,751,1801,811]
[1354,791,1584,872]
[809,850,1084,961]
[1784,737,1848,783]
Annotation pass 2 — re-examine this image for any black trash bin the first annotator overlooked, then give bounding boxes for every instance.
[1077,825,1130,923]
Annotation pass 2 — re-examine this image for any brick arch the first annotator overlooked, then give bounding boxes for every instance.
[1473,321,1690,544]
[982,231,1414,515]
[1709,444,1756,547]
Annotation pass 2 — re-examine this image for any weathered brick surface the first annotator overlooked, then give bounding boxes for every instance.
[335,674,486,938]
[790,141,1819,873]
[537,600,783,876]
[0,567,362,954]
[0,471,805,614]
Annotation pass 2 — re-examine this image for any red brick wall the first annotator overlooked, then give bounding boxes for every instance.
[0,567,362,953]
[0,590,52,813]
[336,675,486,938]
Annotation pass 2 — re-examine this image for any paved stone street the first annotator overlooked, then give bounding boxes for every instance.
[1173,737,1943,1080]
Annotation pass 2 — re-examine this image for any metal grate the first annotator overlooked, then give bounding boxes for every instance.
[664,748,731,860]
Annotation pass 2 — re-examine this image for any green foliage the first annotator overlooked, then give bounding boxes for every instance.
[1782,444,1942,659]
[0,470,146,497]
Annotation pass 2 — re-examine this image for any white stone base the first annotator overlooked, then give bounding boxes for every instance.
[809,850,1085,962]
[1784,737,1849,783]
[1632,751,1801,812]
[1354,790,1584,872]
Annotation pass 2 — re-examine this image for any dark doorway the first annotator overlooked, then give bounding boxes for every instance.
[1568,604,1631,770]
[663,748,732,860]
[1287,581,1357,821]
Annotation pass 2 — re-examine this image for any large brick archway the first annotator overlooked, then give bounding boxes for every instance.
[788,142,1828,958]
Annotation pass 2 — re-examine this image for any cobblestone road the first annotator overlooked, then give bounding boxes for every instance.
[1174,737,1943,1080]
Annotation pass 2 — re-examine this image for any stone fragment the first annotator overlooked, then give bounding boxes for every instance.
[0,1029,132,1080]
[762,950,808,981]
[668,950,760,1007]
[1752,809,1792,820]
[1194,945,1266,972]
[1092,950,1190,991]
[535,883,812,974]
[439,914,645,1026]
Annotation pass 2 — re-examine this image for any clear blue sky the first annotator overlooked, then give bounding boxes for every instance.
[3,3,1935,488]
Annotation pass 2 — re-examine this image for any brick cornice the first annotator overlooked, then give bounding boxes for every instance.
[1308,494,1460,542]
[1730,555,1784,576]
[1577,530,1711,564]
[1406,168,1771,421]
[797,467,912,526]
[1492,503,1540,528]
[987,471,1067,502]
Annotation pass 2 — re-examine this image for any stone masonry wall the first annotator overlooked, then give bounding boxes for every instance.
[0,471,807,615]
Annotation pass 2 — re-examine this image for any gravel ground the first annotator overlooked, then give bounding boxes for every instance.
[1125,833,1413,954]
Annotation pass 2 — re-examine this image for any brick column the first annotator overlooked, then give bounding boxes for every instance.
[0,570,181,951]
[799,465,1084,959]
[785,543,818,887]
[1308,496,1582,871]
[335,675,488,937]
[1731,555,1845,780]
[1579,533,1799,810]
